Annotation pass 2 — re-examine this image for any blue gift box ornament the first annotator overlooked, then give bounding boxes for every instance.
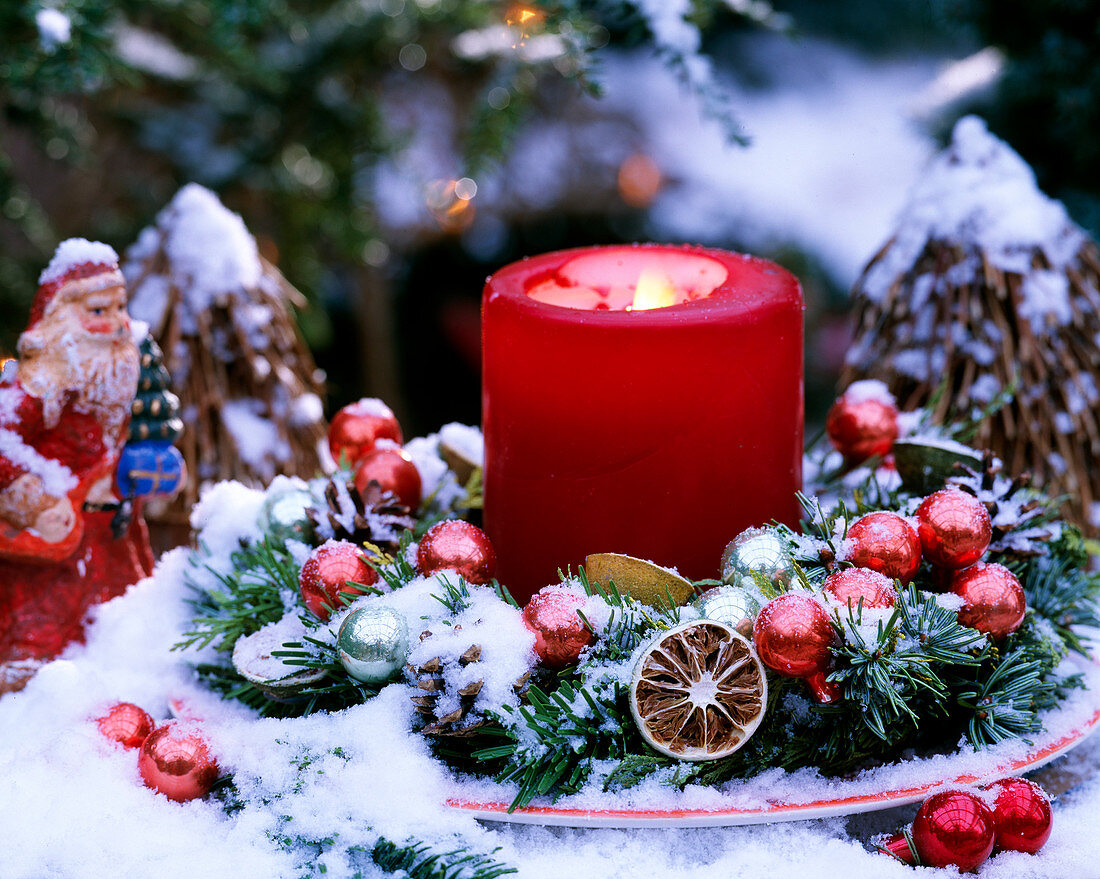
[116,440,185,498]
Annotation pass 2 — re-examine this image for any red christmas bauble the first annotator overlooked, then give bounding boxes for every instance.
[299,540,378,621]
[137,723,219,802]
[95,701,154,749]
[915,488,992,570]
[522,587,595,668]
[823,568,898,610]
[951,562,1026,639]
[911,790,996,872]
[753,593,840,703]
[328,398,402,467]
[986,778,1053,854]
[416,520,497,585]
[353,447,422,510]
[844,511,921,584]
[825,392,898,465]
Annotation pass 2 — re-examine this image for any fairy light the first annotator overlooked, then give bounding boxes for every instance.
[427,178,477,233]
[617,153,662,209]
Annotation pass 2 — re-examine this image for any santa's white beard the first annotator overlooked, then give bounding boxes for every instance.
[19,336,140,444]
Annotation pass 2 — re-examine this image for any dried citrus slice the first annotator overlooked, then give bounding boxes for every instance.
[630,620,767,761]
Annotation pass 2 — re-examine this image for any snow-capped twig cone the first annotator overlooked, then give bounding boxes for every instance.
[123,185,327,546]
[842,116,1100,531]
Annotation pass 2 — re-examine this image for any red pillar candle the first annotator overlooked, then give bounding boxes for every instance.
[482,244,803,604]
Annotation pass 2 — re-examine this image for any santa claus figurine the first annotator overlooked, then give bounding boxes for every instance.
[0,239,159,693]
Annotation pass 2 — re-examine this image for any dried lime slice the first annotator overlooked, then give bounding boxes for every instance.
[630,620,767,761]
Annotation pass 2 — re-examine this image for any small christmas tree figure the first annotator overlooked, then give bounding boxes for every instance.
[122,185,327,545]
[113,333,187,551]
[130,335,184,445]
[842,116,1100,530]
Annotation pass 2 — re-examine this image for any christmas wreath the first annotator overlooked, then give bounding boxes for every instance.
[178,386,1099,827]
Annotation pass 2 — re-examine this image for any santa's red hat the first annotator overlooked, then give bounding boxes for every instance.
[29,238,124,328]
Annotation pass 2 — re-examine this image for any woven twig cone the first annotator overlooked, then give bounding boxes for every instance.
[123,185,327,546]
[841,118,1100,531]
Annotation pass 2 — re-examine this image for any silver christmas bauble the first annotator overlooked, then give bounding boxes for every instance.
[692,586,760,636]
[720,527,792,591]
[260,486,316,543]
[337,606,410,684]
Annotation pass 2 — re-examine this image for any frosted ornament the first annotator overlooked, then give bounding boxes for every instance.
[720,527,792,592]
[337,606,410,684]
[138,723,219,802]
[753,593,841,704]
[259,485,316,544]
[692,585,760,636]
[843,511,921,584]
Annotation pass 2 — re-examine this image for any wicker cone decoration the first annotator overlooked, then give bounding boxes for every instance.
[123,185,327,545]
[842,117,1100,531]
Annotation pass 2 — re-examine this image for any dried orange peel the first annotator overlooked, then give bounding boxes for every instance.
[630,620,767,761]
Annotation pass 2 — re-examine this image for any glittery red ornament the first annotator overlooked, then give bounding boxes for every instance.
[915,488,991,570]
[753,593,840,703]
[825,391,898,465]
[823,568,898,610]
[299,540,378,621]
[416,519,497,585]
[844,511,921,584]
[96,701,155,749]
[522,587,595,668]
[951,562,1026,639]
[353,447,422,510]
[911,789,996,872]
[328,398,402,467]
[986,777,1053,854]
[137,723,219,802]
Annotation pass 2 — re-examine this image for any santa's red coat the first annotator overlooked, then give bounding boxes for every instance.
[0,381,151,668]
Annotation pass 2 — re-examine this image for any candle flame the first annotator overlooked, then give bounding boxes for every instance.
[630,268,677,310]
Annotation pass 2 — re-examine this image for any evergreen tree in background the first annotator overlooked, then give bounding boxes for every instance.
[0,0,786,357]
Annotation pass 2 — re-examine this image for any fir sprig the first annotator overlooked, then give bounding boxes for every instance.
[955,647,1057,746]
[371,837,516,879]
[177,537,299,653]
[477,679,630,811]
[1019,553,1100,655]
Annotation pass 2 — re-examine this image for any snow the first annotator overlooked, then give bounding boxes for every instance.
[35,7,71,51]
[38,238,118,285]
[124,184,263,335]
[220,399,292,480]
[0,473,1098,877]
[0,427,79,496]
[860,116,1085,329]
[839,380,896,407]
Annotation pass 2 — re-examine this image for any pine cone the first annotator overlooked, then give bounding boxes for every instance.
[952,452,1055,559]
[307,477,415,554]
[410,626,530,738]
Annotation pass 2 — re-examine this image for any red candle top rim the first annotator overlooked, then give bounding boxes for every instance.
[483,243,803,324]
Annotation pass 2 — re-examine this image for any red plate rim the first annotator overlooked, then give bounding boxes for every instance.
[445,704,1100,827]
